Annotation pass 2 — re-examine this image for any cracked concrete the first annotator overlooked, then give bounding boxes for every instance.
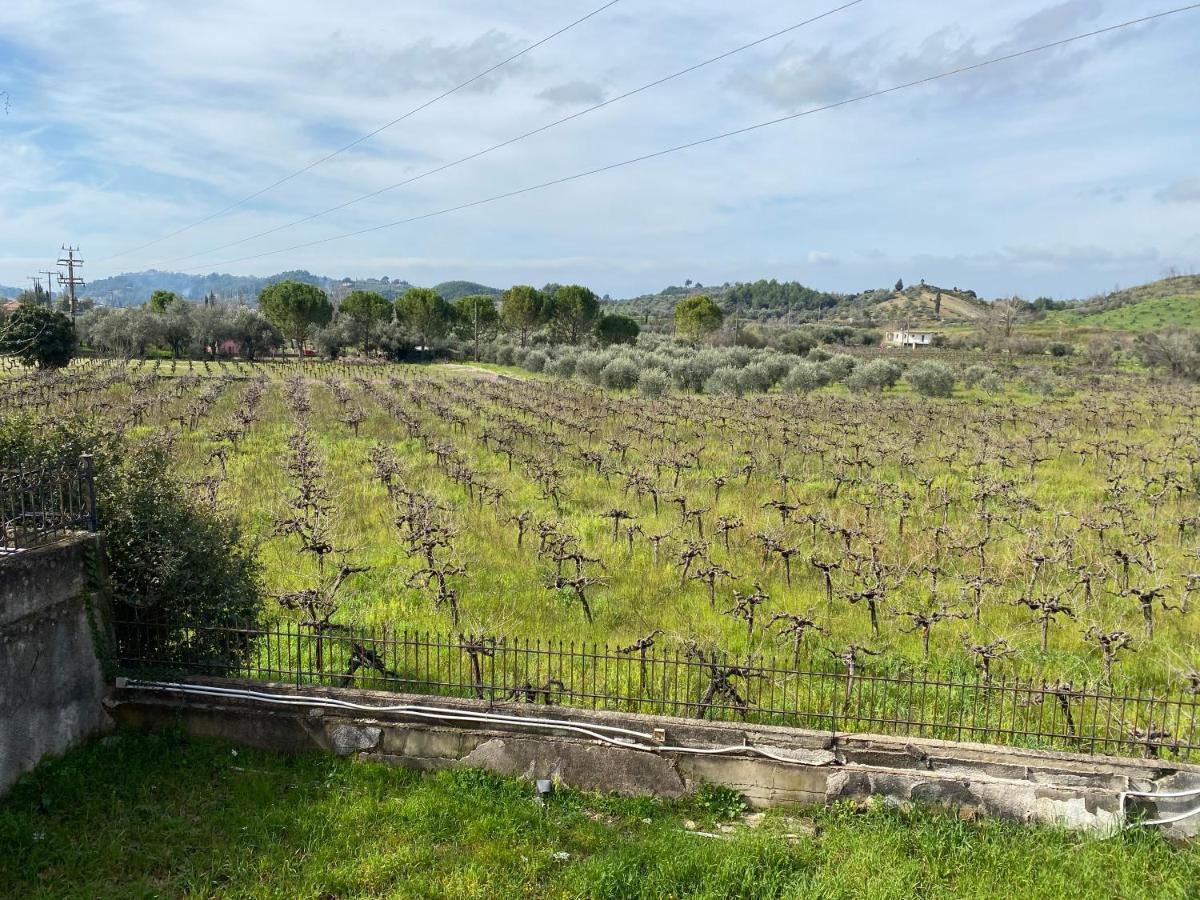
[104,678,1200,839]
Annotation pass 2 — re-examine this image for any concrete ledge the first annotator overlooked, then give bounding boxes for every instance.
[107,678,1200,839]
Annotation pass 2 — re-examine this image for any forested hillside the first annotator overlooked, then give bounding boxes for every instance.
[78,270,416,307]
[612,278,991,326]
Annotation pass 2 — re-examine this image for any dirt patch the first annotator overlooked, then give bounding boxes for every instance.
[443,364,524,383]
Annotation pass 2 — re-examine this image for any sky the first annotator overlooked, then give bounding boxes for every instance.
[0,0,1197,300]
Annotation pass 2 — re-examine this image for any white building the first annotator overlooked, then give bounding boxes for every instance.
[883,330,937,348]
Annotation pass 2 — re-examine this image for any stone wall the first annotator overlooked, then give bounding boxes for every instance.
[0,536,111,793]
[108,678,1200,840]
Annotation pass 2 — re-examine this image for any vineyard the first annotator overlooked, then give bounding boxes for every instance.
[8,356,1200,744]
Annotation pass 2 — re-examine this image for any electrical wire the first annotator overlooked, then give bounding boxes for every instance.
[160,4,1200,277]
[96,0,622,263]
[124,680,1200,827]
[120,679,825,764]
[147,0,868,268]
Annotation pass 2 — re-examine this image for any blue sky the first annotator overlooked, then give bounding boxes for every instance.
[0,0,1197,299]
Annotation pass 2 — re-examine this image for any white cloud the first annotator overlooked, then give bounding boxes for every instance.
[1156,178,1200,205]
[0,0,1196,300]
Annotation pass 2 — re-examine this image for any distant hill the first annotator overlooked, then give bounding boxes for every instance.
[0,284,22,299]
[872,283,991,323]
[613,279,990,327]
[66,269,426,307]
[432,281,503,301]
[1072,275,1200,316]
[71,270,510,307]
[1047,276,1200,331]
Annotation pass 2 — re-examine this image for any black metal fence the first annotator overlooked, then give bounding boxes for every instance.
[112,618,1200,762]
[0,455,97,554]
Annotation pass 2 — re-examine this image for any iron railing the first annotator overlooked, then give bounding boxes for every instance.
[0,455,97,554]
[112,618,1200,762]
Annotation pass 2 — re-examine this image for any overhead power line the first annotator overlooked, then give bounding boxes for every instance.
[149,0,867,268]
[172,4,1200,275]
[97,0,622,263]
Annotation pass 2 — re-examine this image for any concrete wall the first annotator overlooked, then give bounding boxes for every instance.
[0,536,111,793]
[109,678,1200,840]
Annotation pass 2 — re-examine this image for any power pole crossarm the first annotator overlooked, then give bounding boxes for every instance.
[56,245,85,324]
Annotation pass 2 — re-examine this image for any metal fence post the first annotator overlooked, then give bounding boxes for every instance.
[81,453,98,532]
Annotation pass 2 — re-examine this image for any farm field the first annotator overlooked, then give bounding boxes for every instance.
[8,356,1200,701]
[2,729,1197,900]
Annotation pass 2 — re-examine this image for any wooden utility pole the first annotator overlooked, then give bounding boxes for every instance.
[57,245,84,324]
[39,270,57,308]
[27,275,43,304]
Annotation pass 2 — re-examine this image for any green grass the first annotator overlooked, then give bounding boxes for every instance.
[2,730,1198,899]
[1047,293,1200,332]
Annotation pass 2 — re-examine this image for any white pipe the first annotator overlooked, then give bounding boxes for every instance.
[121,679,815,764]
[1119,785,1200,828]
[125,679,1200,826]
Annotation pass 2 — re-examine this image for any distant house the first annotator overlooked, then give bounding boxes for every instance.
[883,330,938,348]
[2,299,20,312]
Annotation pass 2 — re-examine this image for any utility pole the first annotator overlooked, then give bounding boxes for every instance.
[39,270,57,309]
[27,275,43,305]
[57,245,84,324]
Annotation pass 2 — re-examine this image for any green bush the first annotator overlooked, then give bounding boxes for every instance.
[847,358,901,393]
[823,353,858,382]
[980,372,1005,394]
[704,366,744,396]
[737,362,775,394]
[0,416,261,671]
[600,357,639,390]
[0,305,76,368]
[546,354,576,378]
[962,364,992,387]
[782,361,831,394]
[101,441,262,668]
[905,360,956,397]
[575,351,609,385]
[637,368,671,398]
[522,350,548,373]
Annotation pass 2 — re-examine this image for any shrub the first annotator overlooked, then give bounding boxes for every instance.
[546,354,576,378]
[1020,368,1069,397]
[1047,341,1074,357]
[962,364,992,387]
[495,343,516,366]
[823,353,859,382]
[0,417,261,669]
[806,347,832,363]
[637,368,671,398]
[600,356,639,390]
[672,356,717,393]
[704,366,744,396]
[847,358,902,393]
[575,350,609,385]
[0,305,76,368]
[759,355,793,386]
[905,360,956,397]
[101,441,262,667]
[980,372,1005,394]
[737,362,775,394]
[782,361,831,394]
[522,350,547,373]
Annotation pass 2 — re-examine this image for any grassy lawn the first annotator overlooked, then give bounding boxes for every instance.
[1,730,1198,899]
